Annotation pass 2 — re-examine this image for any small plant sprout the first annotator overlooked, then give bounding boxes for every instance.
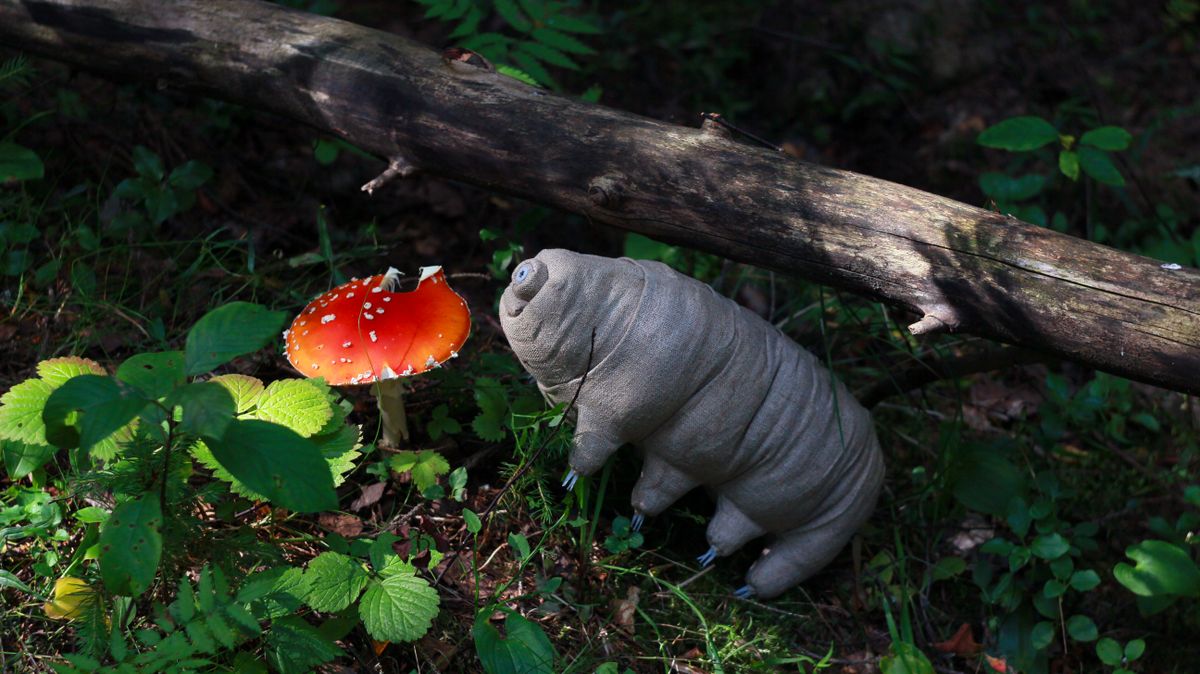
[285,266,471,447]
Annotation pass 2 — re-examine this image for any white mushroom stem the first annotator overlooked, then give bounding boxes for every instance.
[375,377,409,447]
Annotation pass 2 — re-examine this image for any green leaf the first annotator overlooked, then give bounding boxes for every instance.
[1096,638,1122,665]
[1080,126,1132,151]
[131,145,165,181]
[508,533,531,561]
[303,552,370,613]
[1113,540,1200,597]
[515,41,580,70]
[949,442,1025,516]
[0,142,44,182]
[878,642,934,674]
[1125,639,1145,661]
[99,496,163,596]
[978,173,1045,201]
[1070,569,1101,591]
[1031,621,1055,650]
[1059,150,1080,180]
[209,374,265,414]
[1066,614,1097,642]
[930,556,966,581]
[168,160,213,191]
[43,375,148,452]
[265,616,341,674]
[389,450,450,492]
[545,12,602,34]
[168,382,237,440]
[977,116,1059,151]
[2,439,56,479]
[359,573,440,643]
[473,609,556,674]
[508,52,558,89]
[1030,533,1070,560]
[530,27,595,54]
[1078,146,1125,186]
[495,0,533,32]
[239,566,311,620]
[252,379,333,438]
[464,509,482,534]
[0,378,54,444]
[117,352,186,399]
[184,302,289,375]
[0,569,33,593]
[205,419,336,512]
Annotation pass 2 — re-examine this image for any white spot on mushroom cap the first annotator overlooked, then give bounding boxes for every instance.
[369,331,378,342]
[342,341,352,348]
[347,292,355,298]
[375,307,384,314]
[371,286,383,294]
[321,314,336,324]
[1162,263,1183,270]
[380,365,398,380]
[364,302,372,309]
[418,265,442,283]
[311,364,319,370]
[383,297,392,302]
[364,313,375,320]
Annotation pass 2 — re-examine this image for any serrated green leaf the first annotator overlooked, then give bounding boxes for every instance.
[531,27,595,54]
[265,616,341,674]
[184,302,289,375]
[977,116,1059,151]
[43,375,149,453]
[303,552,370,613]
[2,439,56,479]
[473,609,556,674]
[0,378,54,444]
[1078,146,1125,186]
[117,352,185,399]
[313,424,361,487]
[495,0,533,32]
[205,419,336,512]
[495,64,541,87]
[206,611,237,649]
[166,382,237,440]
[390,450,450,491]
[99,497,163,596]
[0,142,44,181]
[209,374,265,414]
[359,573,440,643]
[449,6,485,39]
[239,566,310,621]
[37,357,107,387]
[369,532,407,576]
[472,414,506,442]
[1080,126,1132,151]
[253,379,332,437]
[516,41,580,70]
[1114,540,1200,597]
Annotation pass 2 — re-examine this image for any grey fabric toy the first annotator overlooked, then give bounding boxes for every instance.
[499,249,884,599]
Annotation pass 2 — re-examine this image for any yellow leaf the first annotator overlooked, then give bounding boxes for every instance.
[43,577,97,620]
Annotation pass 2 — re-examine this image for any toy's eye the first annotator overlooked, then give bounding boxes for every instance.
[515,264,530,283]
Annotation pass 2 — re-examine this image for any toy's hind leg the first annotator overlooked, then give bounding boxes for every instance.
[697,496,766,567]
[629,453,699,531]
[738,525,854,600]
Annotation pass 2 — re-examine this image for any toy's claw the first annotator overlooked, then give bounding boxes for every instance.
[733,585,755,599]
[562,469,579,491]
[697,546,718,567]
[631,513,644,531]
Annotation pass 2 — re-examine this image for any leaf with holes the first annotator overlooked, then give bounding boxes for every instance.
[42,375,149,452]
[117,351,186,399]
[99,497,163,596]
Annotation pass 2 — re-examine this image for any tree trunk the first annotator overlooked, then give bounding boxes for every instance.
[1,0,1197,394]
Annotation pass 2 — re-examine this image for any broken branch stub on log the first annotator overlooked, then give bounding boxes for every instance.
[0,0,1196,394]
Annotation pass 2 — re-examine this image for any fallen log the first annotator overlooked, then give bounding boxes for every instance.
[1,0,1197,394]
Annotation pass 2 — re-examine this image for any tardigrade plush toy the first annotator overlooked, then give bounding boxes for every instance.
[499,249,884,599]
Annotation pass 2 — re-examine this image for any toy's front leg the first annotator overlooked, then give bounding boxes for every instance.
[562,408,622,491]
[629,454,700,531]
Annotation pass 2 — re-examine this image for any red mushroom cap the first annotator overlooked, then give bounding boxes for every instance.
[284,266,470,385]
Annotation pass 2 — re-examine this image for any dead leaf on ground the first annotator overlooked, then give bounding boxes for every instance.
[318,512,363,538]
[934,623,982,656]
[985,653,1009,672]
[671,647,708,674]
[351,482,386,510]
[609,586,640,633]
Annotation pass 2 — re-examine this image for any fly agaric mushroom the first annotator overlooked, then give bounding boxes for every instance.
[284,266,470,447]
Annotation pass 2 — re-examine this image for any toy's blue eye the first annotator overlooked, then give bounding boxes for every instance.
[515,265,530,282]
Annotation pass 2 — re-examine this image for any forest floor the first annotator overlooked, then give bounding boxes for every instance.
[2,1,1198,673]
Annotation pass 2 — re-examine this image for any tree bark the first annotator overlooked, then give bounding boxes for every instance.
[1,0,1197,394]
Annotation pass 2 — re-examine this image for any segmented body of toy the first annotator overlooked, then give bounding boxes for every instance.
[499,249,884,599]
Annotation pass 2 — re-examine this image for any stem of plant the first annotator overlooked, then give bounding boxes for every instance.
[376,377,408,448]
